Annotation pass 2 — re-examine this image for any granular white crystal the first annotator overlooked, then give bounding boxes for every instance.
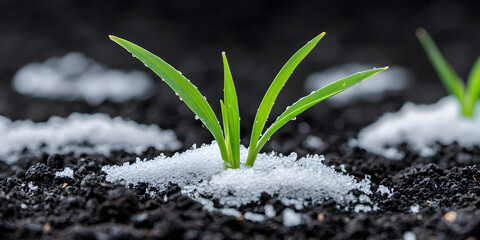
[304,64,411,106]
[282,208,302,226]
[354,204,372,213]
[377,185,393,197]
[219,208,242,217]
[357,97,480,159]
[410,204,420,214]
[103,143,223,192]
[55,167,74,178]
[264,205,276,218]
[103,142,372,213]
[403,231,417,240]
[0,113,180,163]
[28,182,38,191]
[12,52,154,105]
[244,212,266,222]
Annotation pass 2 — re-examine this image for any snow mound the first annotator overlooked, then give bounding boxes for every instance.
[103,143,372,210]
[357,97,480,159]
[0,113,180,163]
[12,52,154,105]
[304,64,411,106]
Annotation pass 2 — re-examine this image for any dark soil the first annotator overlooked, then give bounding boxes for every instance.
[1,1,480,239]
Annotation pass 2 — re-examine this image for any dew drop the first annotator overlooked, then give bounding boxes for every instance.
[195,115,199,120]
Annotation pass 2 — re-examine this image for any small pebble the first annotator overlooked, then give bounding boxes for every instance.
[443,211,457,222]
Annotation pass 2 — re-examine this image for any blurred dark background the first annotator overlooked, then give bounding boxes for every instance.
[0,0,479,148]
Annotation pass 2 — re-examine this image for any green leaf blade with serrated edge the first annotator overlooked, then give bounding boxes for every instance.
[245,67,388,167]
[466,56,480,117]
[222,52,240,168]
[246,33,325,166]
[416,28,466,104]
[109,35,229,162]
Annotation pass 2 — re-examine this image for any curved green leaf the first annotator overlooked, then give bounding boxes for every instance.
[246,67,388,166]
[109,35,228,161]
[466,56,480,115]
[246,33,325,165]
[416,28,465,102]
[222,52,240,168]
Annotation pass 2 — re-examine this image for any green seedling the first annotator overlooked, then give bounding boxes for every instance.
[416,28,480,118]
[109,33,387,169]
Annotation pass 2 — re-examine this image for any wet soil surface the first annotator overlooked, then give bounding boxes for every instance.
[1,86,480,240]
[2,1,480,239]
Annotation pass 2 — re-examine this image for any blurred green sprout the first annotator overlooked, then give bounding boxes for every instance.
[416,28,480,118]
[110,33,387,169]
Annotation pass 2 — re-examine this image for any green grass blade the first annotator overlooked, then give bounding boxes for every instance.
[466,56,480,116]
[219,100,232,167]
[247,33,325,160]
[245,67,388,167]
[109,35,228,161]
[222,52,240,168]
[416,28,465,102]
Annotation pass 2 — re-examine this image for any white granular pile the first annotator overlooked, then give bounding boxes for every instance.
[12,52,154,105]
[357,97,480,159]
[103,142,372,211]
[55,167,74,179]
[0,113,180,163]
[304,63,411,106]
[282,208,302,226]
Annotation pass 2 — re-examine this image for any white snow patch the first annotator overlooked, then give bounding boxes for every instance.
[358,97,480,159]
[28,182,38,191]
[244,212,266,222]
[377,185,393,197]
[264,205,276,218]
[282,208,302,226]
[303,135,326,151]
[0,113,180,163]
[410,204,420,214]
[103,143,372,217]
[354,204,372,213]
[103,144,223,192]
[304,64,411,106]
[403,231,417,240]
[219,208,242,217]
[55,167,74,179]
[12,52,155,105]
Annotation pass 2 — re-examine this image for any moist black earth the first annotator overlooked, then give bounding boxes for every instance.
[2,1,480,239]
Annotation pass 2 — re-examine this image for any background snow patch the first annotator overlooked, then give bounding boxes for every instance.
[0,113,180,163]
[357,97,480,159]
[12,52,154,105]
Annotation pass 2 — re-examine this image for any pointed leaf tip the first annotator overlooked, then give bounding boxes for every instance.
[415,28,427,38]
